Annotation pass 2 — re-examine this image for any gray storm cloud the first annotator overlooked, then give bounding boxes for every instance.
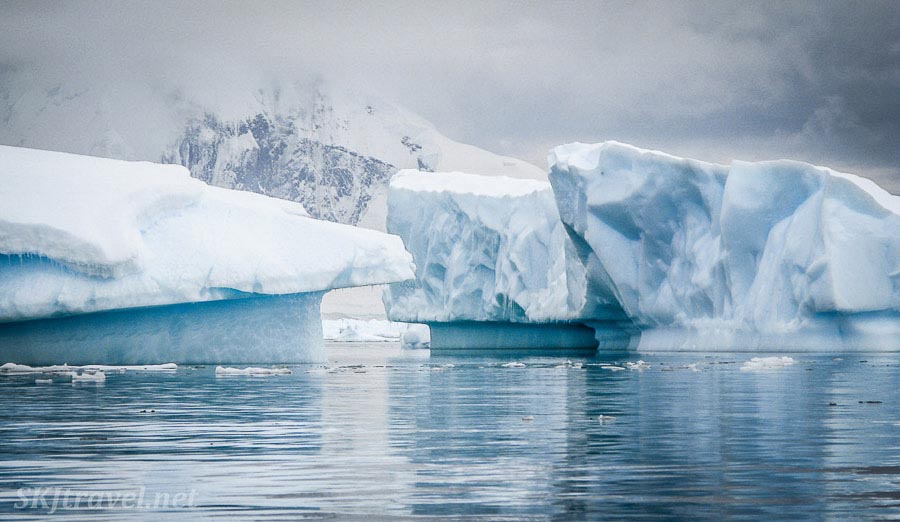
[1,0,897,191]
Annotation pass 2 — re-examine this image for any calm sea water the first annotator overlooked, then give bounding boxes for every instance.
[0,343,898,520]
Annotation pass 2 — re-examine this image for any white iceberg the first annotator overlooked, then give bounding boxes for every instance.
[70,370,107,383]
[383,170,609,350]
[549,141,900,351]
[0,145,415,364]
[382,141,898,352]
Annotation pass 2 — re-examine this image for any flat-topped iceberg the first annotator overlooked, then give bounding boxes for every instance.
[550,141,899,350]
[0,145,414,363]
[384,170,615,350]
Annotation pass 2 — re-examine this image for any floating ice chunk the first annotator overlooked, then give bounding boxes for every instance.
[214,366,293,376]
[1,362,50,373]
[82,363,178,373]
[34,378,53,384]
[502,362,527,368]
[625,360,651,371]
[554,359,583,369]
[1,362,177,373]
[2,362,75,374]
[740,357,796,371]
[71,370,106,383]
[401,324,431,349]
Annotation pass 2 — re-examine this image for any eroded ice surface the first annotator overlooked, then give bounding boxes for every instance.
[384,170,618,324]
[0,293,327,365]
[549,141,900,350]
[0,145,415,322]
[383,142,899,352]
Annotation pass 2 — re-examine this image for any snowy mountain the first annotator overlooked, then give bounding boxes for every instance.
[0,72,545,228]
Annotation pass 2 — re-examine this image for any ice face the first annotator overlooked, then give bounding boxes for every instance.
[550,141,900,349]
[721,160,900,324]
[550,142,730,327]
[383,141,898,352]
[0,145,415,322]
[383,170,624,325]
[0,293,326,365]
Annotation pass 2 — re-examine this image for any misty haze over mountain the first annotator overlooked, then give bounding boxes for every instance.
[1,0,897,193]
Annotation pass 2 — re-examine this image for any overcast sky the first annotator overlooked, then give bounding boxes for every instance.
[2,0,898,191]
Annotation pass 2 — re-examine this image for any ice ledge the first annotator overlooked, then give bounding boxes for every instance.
[0,293,327,365]
[426,322,599,351]
[0,145,415,323]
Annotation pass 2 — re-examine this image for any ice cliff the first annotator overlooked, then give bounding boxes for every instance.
[386,142,899,351]
[551,142,900,349]
[385,171,590,323]
[383,171,617,349]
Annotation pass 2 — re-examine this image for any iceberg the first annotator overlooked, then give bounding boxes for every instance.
[549,141,900,351]
[384,142,898,352]
[0,145,415,364]
[383,170,617,350]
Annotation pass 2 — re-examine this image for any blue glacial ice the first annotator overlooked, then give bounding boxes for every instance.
[550,142,899,350]
[386,142,899,352]
[0,145,415,363]
[383,170,624,350]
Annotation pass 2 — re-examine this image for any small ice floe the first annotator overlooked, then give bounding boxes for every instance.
[502,362,526,369]
[522,415,534,421]
[740,356,795,371]
[1,362,72,374]
[600,365,625,371]
[625,360,651,371]
[401,324,432,349]
[83,363,177,373]
[554,360,583,369]
[1,362,177,374]
[71,370,106,383]
[214,366,292,376]
[663,362,701,372]
[34,378,53,384]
